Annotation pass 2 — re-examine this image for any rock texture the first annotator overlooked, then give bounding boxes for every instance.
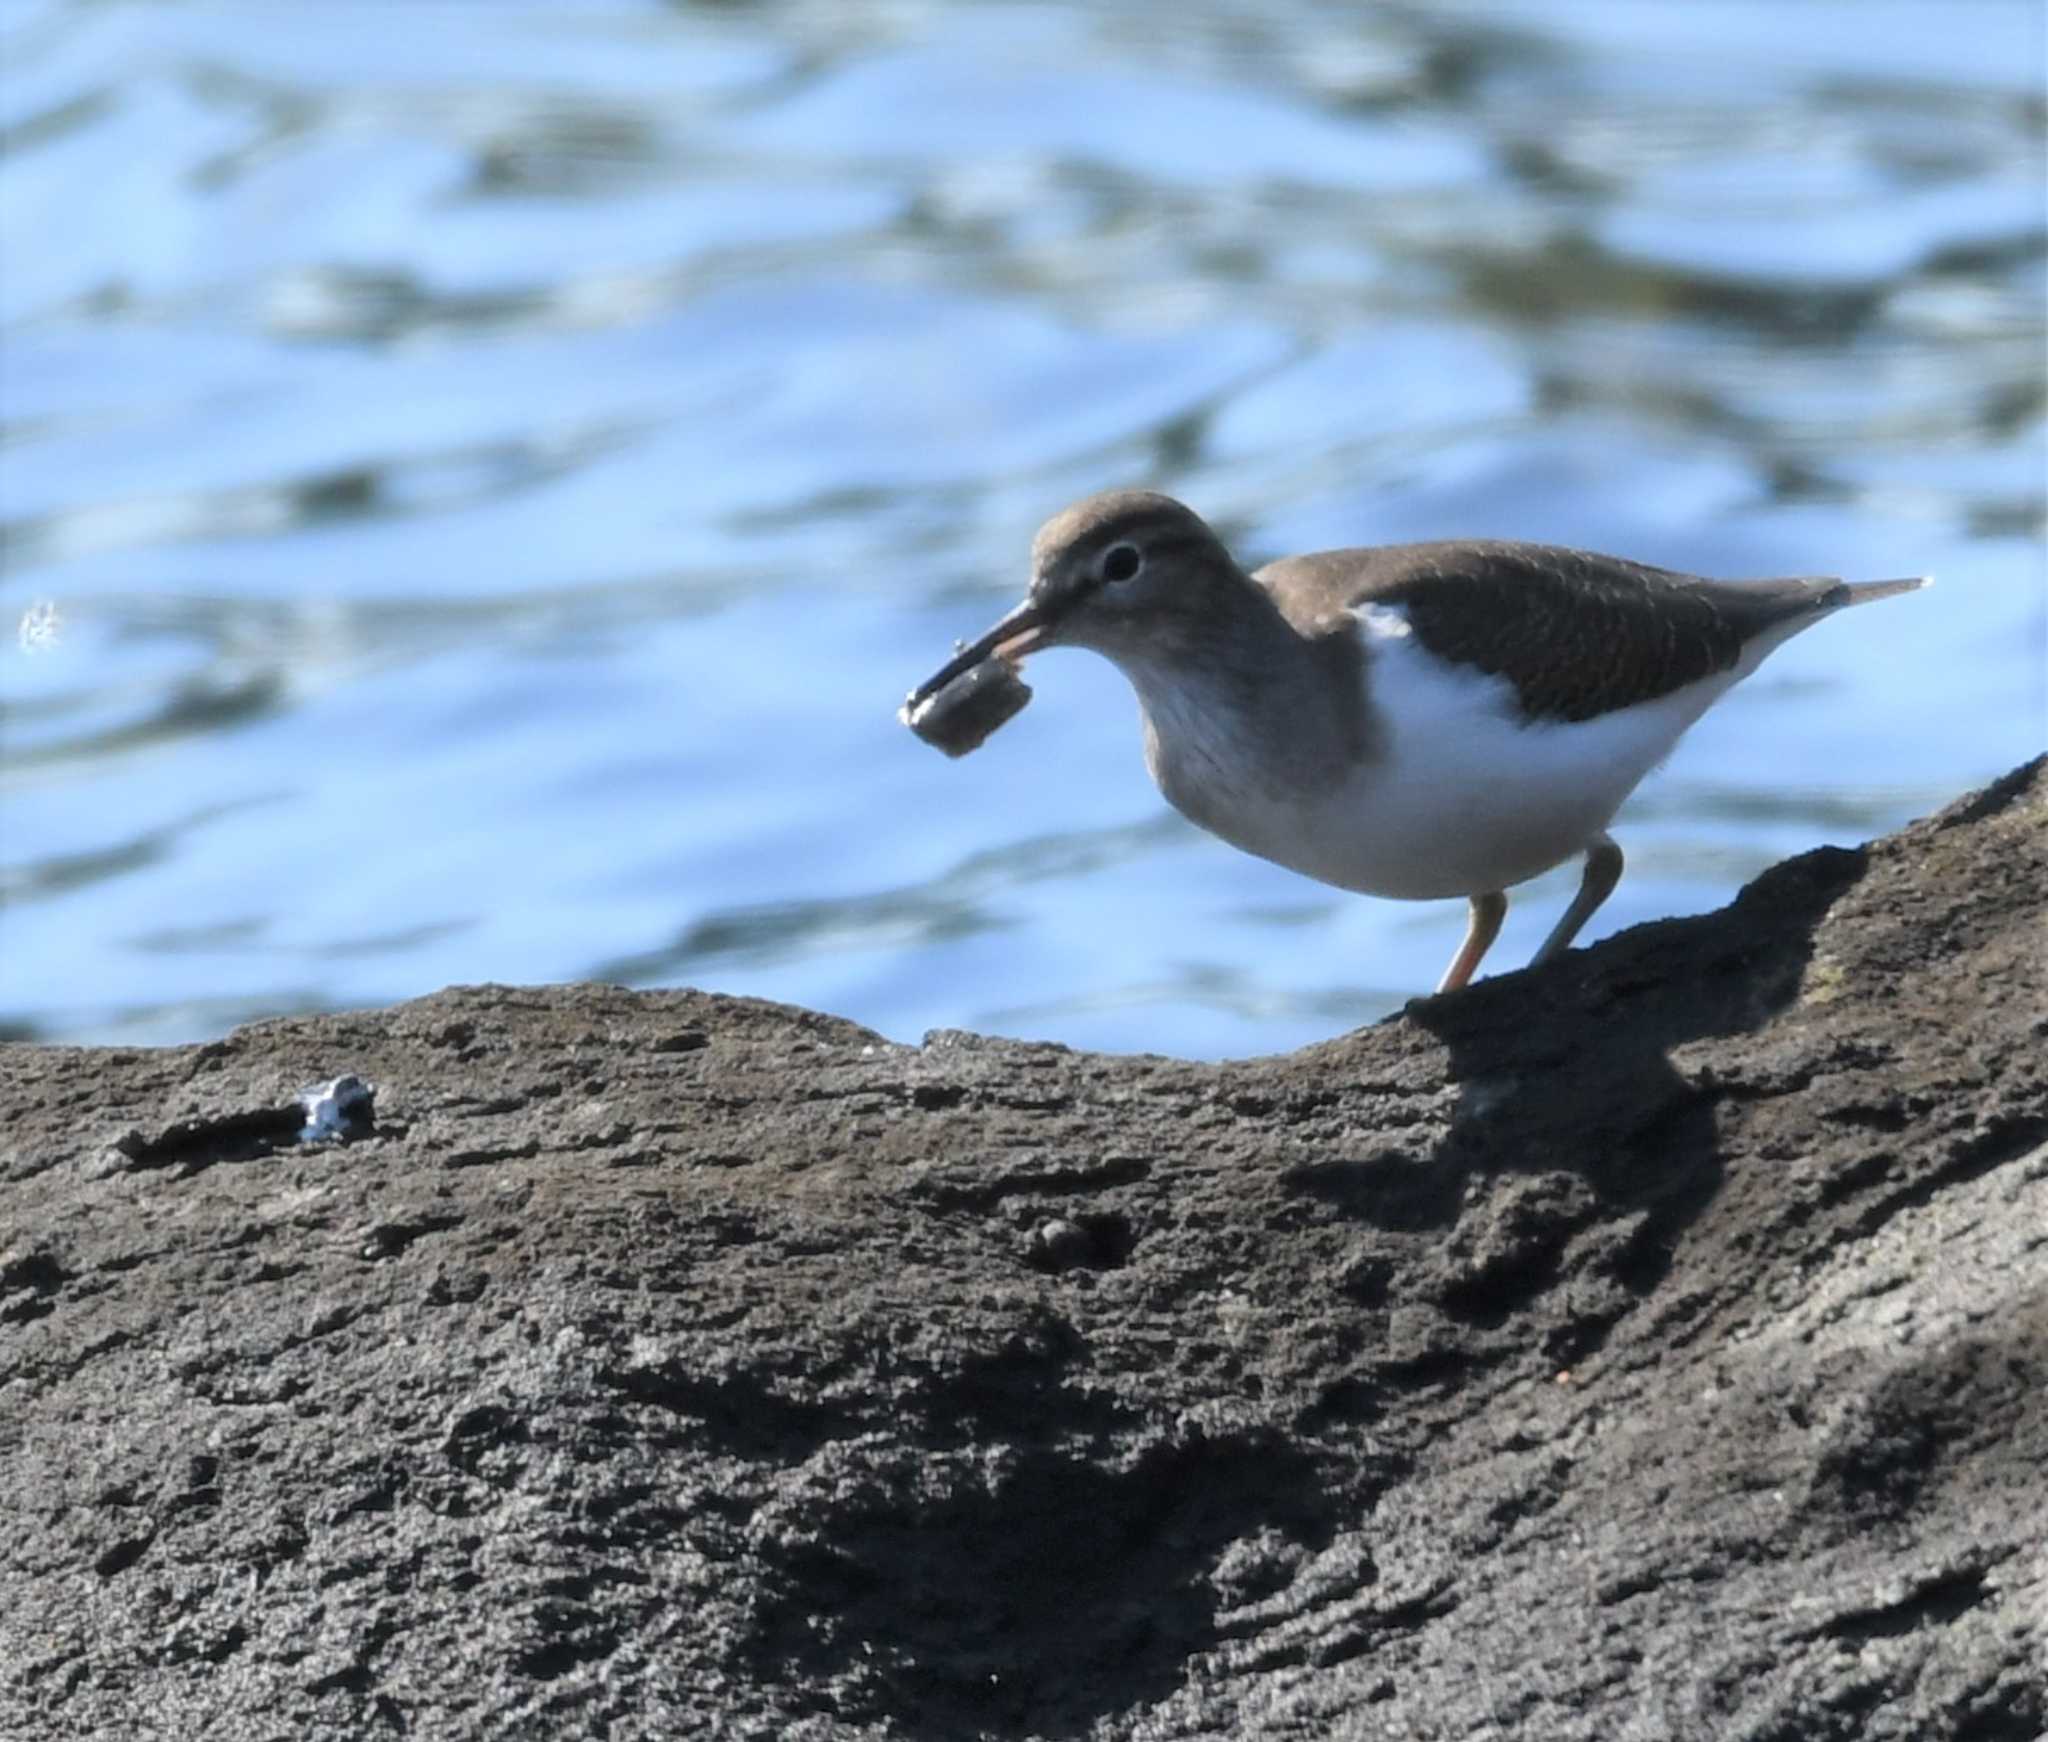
[4,761,2044,1742]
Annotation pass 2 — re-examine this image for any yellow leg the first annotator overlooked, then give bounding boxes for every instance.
[1437,890,1508,994]
[1532,834,1624,966]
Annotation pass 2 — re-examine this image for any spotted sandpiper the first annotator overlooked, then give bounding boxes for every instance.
[903,491,1926,995]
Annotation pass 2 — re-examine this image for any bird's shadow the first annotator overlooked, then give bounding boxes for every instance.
[1292,841,1873,1359]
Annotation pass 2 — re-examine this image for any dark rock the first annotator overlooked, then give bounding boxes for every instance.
[3,761,2044,1741]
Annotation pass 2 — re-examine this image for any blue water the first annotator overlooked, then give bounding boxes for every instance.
[3,0,2043,1057]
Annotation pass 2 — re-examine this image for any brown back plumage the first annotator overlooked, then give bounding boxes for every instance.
[1255,541,1847,723]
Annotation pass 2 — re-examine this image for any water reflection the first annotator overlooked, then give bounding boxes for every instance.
[599,814,1187,982]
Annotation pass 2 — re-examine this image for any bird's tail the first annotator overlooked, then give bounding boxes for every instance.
[1834,574,1932,608]
[1726,571,1930,670]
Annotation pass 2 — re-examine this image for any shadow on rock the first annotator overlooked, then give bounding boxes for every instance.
[746,1430,1336,1738]
[1290,840,1871,1371]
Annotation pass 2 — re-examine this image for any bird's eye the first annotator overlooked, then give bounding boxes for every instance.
[1100,543,1143,583]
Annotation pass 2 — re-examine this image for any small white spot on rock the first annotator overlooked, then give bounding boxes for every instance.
[297,1075,375,1143]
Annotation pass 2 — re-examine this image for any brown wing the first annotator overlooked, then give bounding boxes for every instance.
[1254,541,1843,723]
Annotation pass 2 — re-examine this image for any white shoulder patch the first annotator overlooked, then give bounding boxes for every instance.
[1354,602,1414,641]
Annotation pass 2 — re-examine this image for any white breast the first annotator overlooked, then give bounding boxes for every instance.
[1134,604,1744,902]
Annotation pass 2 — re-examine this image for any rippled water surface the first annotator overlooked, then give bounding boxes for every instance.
[4,0,2044,1056]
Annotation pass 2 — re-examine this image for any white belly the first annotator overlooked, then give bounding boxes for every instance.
[1138,608,1740,901]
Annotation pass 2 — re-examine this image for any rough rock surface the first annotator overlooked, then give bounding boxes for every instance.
[4,761,2044,1742]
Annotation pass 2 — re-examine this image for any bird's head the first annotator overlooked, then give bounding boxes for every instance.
[907,491,1244,707]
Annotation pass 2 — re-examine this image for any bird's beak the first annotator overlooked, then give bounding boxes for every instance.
[906,593,1055,708]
